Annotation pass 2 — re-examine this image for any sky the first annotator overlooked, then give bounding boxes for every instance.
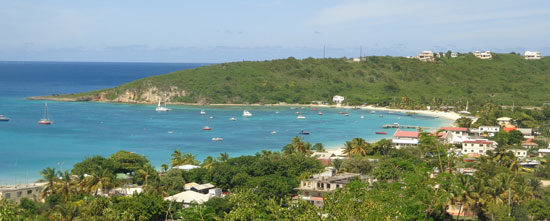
[1,0,549,63]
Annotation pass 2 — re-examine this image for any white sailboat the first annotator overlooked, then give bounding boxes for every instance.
[155,99,172,112]
[38,102,53,125]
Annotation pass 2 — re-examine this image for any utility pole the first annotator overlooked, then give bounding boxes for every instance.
[360,46,363,59]
[323,45,326,59]
[508,187,512,217]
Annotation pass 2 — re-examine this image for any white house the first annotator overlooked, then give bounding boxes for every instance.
[462,140,496,156]
[524,51,541,60]
[332,95,345,105]
[478,126,500,137]
[474,51,492,59]
[538,149,550,158]
[497,117,512,125]
[451,52,458,58]
[418,51,435,62]
[165,182,222,207]
[392,129,420,149]
[508,149,528,158]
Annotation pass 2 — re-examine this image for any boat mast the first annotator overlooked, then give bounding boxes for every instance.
[44,102,49,120]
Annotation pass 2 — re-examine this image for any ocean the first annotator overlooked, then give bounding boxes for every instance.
[0,61,451,185]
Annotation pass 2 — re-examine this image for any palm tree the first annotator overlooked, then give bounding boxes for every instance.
[331,159,343,173]
[343,138,370,157]
[283,137,312,154]
[202,156,217,169]
[161,164,169,173]
[218,152,229,162]
[183,153,200,165]
[39,167,60,199]
[84,168,114,195]
[55,170,75,202]
[171,150,183,167]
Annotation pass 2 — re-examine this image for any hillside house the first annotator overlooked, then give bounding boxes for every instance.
[294,168,373,207]
[508,149,528,158]
[538,149,550,158]
[524,51,541,60]
[0,183,46,203]
[165,182,222,207]
[418,51,435,62]
[522,141,538,149]
[474,51,492,59]
[462,140,496,156]
[497,117,512,125]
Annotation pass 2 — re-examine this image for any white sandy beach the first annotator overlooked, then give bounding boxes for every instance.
[322,105,462,156]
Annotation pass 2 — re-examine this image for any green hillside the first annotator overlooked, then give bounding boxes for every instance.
[55,53,550,110]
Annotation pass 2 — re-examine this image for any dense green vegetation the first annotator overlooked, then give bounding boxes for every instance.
[57,53,550,109]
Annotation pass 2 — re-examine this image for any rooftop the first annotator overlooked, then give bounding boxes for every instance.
[440,127,468,132]
[393,129,420,138]
[463,140,494,144]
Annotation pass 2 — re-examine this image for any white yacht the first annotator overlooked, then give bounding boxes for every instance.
[200,110,206,115]
[360,115,365,119]
[297,115,306,119]
[155,99,172,112]
[0,115,9,121]
[229,117,236,121]
[211,137,223,141]
[242,110,252,117]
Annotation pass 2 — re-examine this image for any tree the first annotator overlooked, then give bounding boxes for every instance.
[342,138,371,157]
[108,151,149,174]
[455,117,472,128]
[202,156,217,170]
[55,170,76,202]
[160,164,169,173]
[331,159,344,173]
[282,137,312,154]
[84,167,115,195]
[218,152,229,162]
[39,167,60,199]
[312,143,326,152]
[341,156,373,174]
[372,139,392,156]
[171,150,200,166]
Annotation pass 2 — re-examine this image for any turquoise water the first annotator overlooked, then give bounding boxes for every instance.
[0,62,451,185]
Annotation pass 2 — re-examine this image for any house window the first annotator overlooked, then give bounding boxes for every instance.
[4,193,10,199]
[327,184,331,189]
[27,190,32,195]
[336,184,340,188]
[17,191,22,197]
[480,150,483,153]
[471,150,474,152]
[318,193,321,197]
[317,183,320,188]
[305,192,309,197]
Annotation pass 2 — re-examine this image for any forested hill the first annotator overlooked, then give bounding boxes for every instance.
[43,53,550,109]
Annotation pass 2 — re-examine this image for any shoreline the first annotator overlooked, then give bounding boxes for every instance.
[28,97,462,121]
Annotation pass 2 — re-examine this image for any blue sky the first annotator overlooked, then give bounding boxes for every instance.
[1,0,549,62]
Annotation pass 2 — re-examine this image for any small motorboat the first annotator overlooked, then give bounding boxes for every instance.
[379,115,384,118]
[200,110,206,115]
[344,113,349,116]
[299,130,310,135]
[338,112,347,114]
[209,116,214,119]
[297,115,306,119]
[312,108,318,111]
[0,115,9,121]
[370,111,376,114]
[275,111,280,114]
[295,112,300,114]
[211,137,223,141]
[202,126,212,130]
[242,110,253,117]
[168,131,174,134]
[271,131,277,135]
[360,115,365,119]
[463,158,476,162]
[318,112,323,115]
[229,117,236,121]
[375,131,387,135]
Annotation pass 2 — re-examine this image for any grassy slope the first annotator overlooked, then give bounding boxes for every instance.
[60,54,550,108]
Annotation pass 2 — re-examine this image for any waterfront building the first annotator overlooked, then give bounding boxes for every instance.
[332,95,345,105]
[0,182,47,203]
[392,129,420,149]
[474,51,492,59]
[470,126,500,137]
[524,51,541,60]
